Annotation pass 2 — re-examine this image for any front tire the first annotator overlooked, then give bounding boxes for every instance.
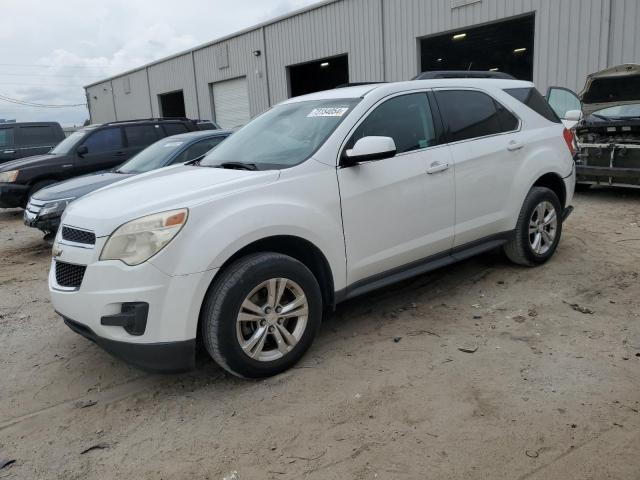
[201,253,323,378]
[504,187,563,267]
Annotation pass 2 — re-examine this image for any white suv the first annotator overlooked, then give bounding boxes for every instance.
[49,79,576,377]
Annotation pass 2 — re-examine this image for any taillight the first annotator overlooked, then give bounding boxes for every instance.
[563,128,577,156]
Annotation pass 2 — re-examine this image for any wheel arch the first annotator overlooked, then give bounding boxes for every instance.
[196,235,336,345]
[532,172,566,209]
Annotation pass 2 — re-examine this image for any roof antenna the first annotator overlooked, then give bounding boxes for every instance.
[467,62,473,71]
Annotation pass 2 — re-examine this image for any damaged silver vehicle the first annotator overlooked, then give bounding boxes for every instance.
[550,64,640,189]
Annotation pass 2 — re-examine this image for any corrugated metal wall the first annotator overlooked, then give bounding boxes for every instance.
[264,0,384,105]
[112,70,152,119]
[193,28,268,120]
[86,0,640,124]
[147,54,199,118]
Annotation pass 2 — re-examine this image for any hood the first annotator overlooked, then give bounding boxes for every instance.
[580,64,640,116]
[32,172,133,202]
[62,165,280,237]
[0,154,60,172]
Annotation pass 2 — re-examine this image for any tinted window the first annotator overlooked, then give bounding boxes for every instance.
[0,127,14,147]
[436,90,517,142]
[124,125,160,147]
[172,137,225,164]
[347,93,437,154]
[18,125,58,145]
[163,123,189,136]
[505,87,561,123]
[83,128,123,154]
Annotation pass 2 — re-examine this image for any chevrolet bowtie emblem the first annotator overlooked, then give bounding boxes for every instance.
[52,246,63,258]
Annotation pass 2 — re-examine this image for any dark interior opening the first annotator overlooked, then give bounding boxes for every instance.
[159,90,186,118]
[288,55,349,98]
[420,14,535,81]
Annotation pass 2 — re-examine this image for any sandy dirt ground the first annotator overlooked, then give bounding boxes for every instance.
[1,188,639,480]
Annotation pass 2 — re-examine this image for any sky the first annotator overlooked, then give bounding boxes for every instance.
[0,0,319,126]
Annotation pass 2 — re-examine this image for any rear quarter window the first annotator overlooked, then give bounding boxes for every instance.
[505,87,561,123]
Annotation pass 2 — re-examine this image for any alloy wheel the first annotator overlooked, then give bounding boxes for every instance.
[236,278,309,362]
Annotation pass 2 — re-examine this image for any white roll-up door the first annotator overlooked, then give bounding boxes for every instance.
[211,77,250,129]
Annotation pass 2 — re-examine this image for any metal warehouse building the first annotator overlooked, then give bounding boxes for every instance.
[85,0,640,128]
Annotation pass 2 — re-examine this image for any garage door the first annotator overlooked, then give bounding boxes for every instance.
[211,77,251,129]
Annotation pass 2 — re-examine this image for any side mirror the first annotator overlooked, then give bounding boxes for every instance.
[342,136,397,167]
[564,110,582,121]
[76,145,88,157]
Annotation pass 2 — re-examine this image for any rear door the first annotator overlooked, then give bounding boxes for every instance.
[434,88,523,247]
[0,125,16,163]
[122,124,163,158]
[75,127,126,175]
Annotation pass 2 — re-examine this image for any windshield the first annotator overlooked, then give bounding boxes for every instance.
[199,99,359,169]
[50,130,87,155]
[592,103,640,119]
[118,137,188,174]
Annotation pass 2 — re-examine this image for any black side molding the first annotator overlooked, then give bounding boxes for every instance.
[336,231,514,303]
[101,302,149,336]
[562,206,574,221]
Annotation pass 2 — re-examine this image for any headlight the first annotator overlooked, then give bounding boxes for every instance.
[100,208,188,266]
[39,198,75,218]
[0,170,19,183]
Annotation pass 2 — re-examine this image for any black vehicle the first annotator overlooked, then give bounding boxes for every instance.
[24,130,231,236]
[0,122,65,164]
[0,118,202,209]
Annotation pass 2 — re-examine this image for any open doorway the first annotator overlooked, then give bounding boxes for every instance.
[288,55,349,98]
[159,90,186,118]
[420,14,535,81]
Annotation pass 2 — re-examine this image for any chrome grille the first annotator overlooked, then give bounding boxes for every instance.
[55,262,87,289]
[61,227,96,245]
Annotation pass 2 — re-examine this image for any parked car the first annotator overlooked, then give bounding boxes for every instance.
[0,122,65,164]
[570,64,640,188]
[50,78,575,377]
[0,118,201,209]
[24,130,231,237]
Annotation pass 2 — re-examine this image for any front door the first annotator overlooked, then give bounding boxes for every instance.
[75,127,125,176]
[338,92,455,285]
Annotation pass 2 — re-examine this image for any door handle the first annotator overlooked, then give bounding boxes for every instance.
[507,141,524,151]
[427,161,449,175]
[3,150,15,154]
[115,151,126,156]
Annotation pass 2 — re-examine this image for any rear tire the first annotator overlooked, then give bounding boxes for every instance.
[201,253,323,379]
[504,187,563,267]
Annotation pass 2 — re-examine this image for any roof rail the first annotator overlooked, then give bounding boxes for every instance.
[334,82,387,89]
[413,70,516,80]
[103,117,198,126]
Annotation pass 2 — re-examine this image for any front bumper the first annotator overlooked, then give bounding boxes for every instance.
[24,208,61,233]
[49,235,218,373]
[0,182,29,208]
[61,316,196,373]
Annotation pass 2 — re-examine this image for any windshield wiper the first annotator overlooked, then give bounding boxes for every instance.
[215,162,258,171]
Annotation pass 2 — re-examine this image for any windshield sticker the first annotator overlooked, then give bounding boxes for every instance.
[164,142,184,147]
[307,107,350,118]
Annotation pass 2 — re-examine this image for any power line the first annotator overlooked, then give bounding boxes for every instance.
[0,81,87,87]
[0,63,119,70]
[0,93,87,108]
[0,72,103,78]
